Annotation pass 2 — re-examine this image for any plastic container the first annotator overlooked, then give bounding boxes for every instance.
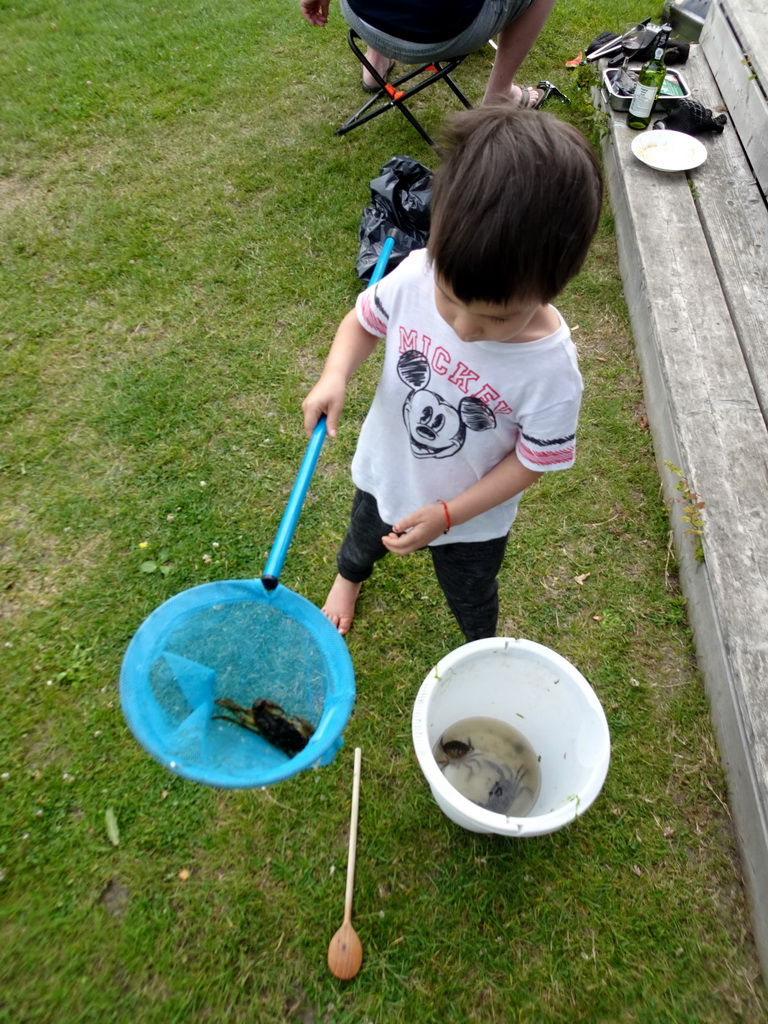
[601,67,690,111]
[411,638,610,836]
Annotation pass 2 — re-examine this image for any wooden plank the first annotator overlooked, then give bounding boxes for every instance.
[717,0,768,87]
[701,0,768,193]
[683,49,768,422]
[595,76,768,979]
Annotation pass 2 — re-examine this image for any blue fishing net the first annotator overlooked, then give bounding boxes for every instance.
[120,579,355,788]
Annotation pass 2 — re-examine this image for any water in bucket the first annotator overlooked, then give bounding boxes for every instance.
[432,716,541,816]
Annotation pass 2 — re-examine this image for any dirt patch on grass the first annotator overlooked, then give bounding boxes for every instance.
[0,518,109,618]
[100,878,131,918]
[0,175,39,217]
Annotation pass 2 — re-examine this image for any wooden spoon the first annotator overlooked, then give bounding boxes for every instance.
[327,746,363,980]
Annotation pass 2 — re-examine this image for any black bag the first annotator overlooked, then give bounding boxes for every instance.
[355,156,432,282]
[655,39,690,64]
[586,24,689,66]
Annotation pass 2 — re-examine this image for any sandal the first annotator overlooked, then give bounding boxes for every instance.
[513,81,571,110]
[513,84,543,109]
[362,58,396,92]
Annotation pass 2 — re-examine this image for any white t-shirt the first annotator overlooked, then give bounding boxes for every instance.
[352,249,582,546]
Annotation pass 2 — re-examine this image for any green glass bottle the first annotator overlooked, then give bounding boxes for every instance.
[627,24,672,130]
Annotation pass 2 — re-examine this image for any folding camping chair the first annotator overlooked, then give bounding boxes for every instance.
[336,30,473,146]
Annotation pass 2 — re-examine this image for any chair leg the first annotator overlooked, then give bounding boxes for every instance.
[441,70,473,109]
[336,30,472,145]
[337,88,436,146]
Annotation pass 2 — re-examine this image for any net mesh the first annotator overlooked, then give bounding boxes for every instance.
[120,580,355,788]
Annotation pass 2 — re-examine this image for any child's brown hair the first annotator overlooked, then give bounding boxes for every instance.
[428,102,603,305]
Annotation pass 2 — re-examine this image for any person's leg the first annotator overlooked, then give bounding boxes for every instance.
[483,0,557,104]
[361,48,395,90]
[325,489,390,635]
[430,535,509,642]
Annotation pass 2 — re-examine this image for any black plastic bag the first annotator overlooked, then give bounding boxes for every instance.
[355,155,432,282]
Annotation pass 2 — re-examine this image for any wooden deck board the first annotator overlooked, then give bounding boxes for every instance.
[682,53,768,421]
[595,38,768,978]
[709,0,768,91]
[701,0,768,192]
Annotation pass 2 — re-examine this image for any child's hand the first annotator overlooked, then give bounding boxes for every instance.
[382,503,449,555]
[303,311,379,437]
[302,372,346,438]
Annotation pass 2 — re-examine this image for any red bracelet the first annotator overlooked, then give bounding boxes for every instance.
[436,499,451,534]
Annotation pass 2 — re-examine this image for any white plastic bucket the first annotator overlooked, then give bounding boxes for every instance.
[411,638,610,836]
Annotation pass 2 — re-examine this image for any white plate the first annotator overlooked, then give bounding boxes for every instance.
[630,130,707,172]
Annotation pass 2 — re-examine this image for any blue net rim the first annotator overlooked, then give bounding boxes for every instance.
[119,579,355,789]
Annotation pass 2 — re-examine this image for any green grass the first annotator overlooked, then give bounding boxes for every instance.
[1,1,766,1021]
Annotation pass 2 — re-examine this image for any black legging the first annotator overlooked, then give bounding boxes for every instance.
[337,489,509,641]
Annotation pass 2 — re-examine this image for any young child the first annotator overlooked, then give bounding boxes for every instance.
[302,103,603,641]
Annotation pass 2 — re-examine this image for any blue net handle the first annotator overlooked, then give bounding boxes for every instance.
[261,234,396,589]
[262,417,327,588]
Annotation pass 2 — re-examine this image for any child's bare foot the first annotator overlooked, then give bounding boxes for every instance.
[322,574,362,636]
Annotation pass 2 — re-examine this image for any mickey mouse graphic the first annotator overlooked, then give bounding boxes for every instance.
[398,349,497,459]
